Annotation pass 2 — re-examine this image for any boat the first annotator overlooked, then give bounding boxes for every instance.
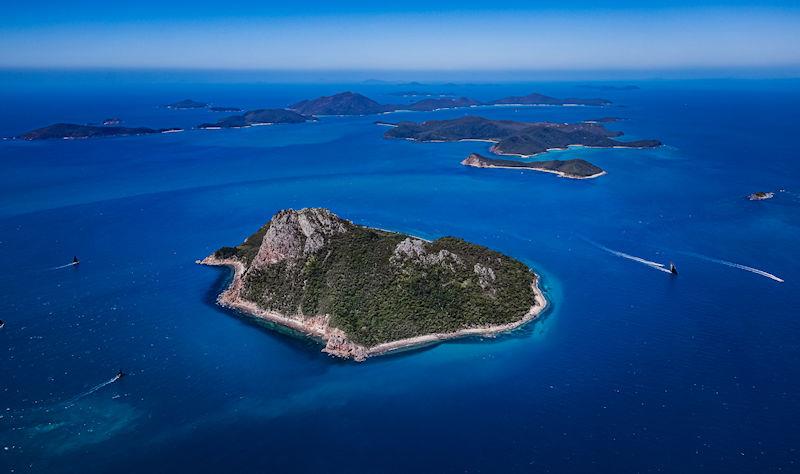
[0,320,4,329]
[114,370,126,382]
[669,262,678,275]
[73,256,80,265]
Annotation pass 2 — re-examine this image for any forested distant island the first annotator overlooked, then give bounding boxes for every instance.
[290,91,394,115]
[461,153,605,179]
[18,123,182,140]
[289,91,612,116]
[384,116,660,156]
[487,92,610,106]
[165,99,242,112]
[389,91,457,97]
[578,84,640,91]
[198,109,313,129]
[200,208,546,361]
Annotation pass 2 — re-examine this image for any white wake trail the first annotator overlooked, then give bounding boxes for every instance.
[686,253,784,283]
[49,262,78,270]
[583,239,672,274]
[63,377,119,408]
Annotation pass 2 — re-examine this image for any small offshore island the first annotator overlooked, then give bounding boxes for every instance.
[462,153,605,179]
[198,108,313,129]
[748,191,775,201]
[200,208,546,361]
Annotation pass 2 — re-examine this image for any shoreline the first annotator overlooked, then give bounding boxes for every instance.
[198,255,548,361]
[396,137,655,159]
[462,160,606,180]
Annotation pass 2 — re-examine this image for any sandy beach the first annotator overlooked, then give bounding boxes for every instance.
[199,255,548,361]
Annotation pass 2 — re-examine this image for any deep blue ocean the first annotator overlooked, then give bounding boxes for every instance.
[1,72,798,473]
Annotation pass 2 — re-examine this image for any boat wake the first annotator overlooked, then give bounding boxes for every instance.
[583,238,672,274]
[683,252,784,283]
[63,376,120,408]
[49,262,79,270]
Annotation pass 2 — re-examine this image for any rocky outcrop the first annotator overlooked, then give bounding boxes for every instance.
[474,263,497,292]
[391,237,464,272]
[251,208,348,268]
[748,191,775,201]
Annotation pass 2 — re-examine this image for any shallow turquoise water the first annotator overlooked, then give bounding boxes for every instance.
[1,74,798,472]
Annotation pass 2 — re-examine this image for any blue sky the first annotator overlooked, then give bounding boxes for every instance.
[3,1,800,73]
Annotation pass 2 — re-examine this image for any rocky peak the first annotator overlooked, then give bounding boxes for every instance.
[251,208,348,268]
[474,263,497,293]
[391,237,463,271]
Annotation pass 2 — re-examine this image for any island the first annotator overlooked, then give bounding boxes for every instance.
[397,97,481,111]
[748,191,775,201]
[289,91,612,116]
[289,91,393,115]
[208,106,244,113]
[383,116,661,157]
[200,208,546,361]
[17,123,182,140]
[461,153,605,179]
[390,91,456,97]
[165,99,208,109]
[488,92,610,106]
[164,100,242,112]
[578,84,640,91]
[198,109,313,129]
[584,117,622,124]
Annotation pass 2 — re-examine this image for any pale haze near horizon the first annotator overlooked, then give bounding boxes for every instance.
[2,8,799,73]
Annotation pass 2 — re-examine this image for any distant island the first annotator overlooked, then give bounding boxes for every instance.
[200,208,546,361]
[289,91,394,115]
[584,117,622,123]
[396,97,481,111]
[384,116,661,157]
[461,153,605,179]
[165,99,209,109]
[165,99,242,112]
[288,91,611,116]
[208,106,243,113]
[578,84,640,91]
[389,91,457,97]
[198,109,313,129]
[487,92,610,106]
[748,191,775,201]
[18,123,182,140]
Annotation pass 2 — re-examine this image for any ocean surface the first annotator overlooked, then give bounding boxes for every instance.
[1,72,798,473]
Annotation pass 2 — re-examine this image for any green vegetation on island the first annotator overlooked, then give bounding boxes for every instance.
[461,153,605,179]
[203,208,542,358]
[18,123,181,140]
[198,108,313,129]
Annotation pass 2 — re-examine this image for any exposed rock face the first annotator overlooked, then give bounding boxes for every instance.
[748,191,775,201]
[474,263,497,292]
[251,208,348,268]
[391,237,464,271]
[462,153,490,168]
